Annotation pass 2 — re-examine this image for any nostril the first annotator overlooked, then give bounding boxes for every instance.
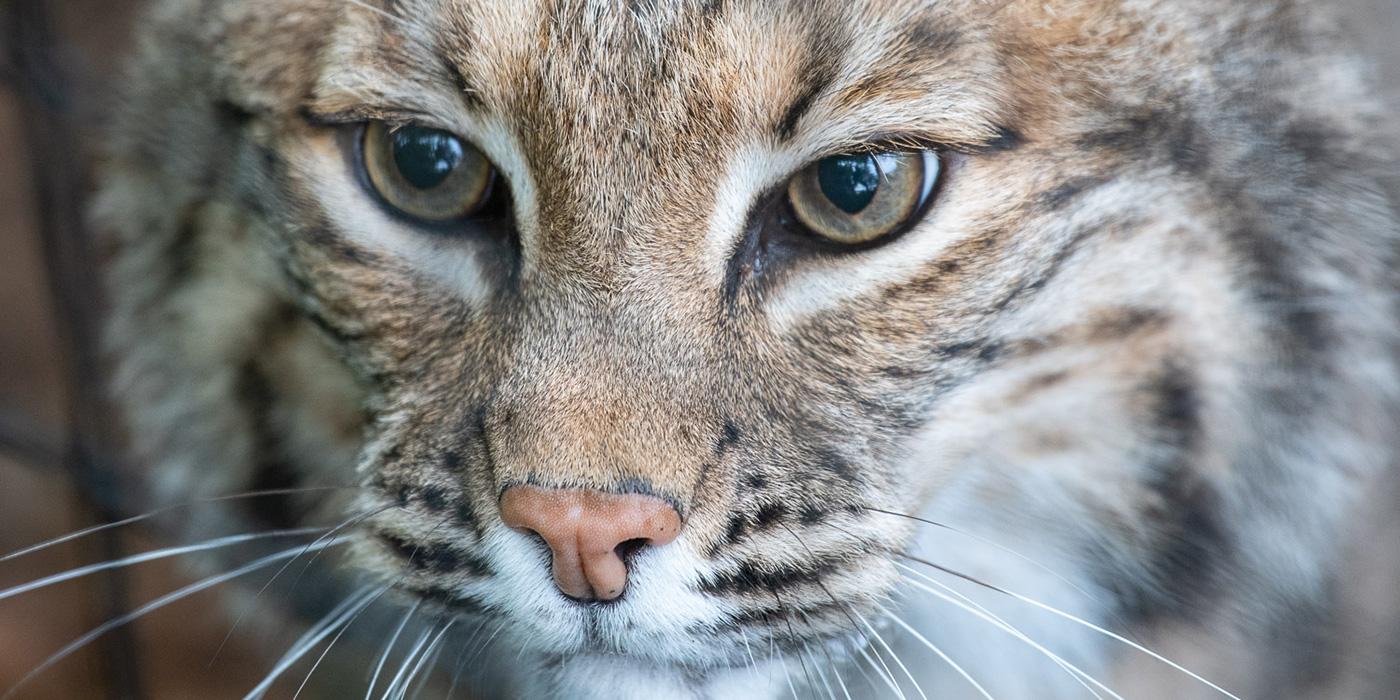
[499,485,683,602]
[614,537,650,563]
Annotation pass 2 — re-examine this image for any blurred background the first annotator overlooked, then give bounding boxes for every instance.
[0,0,1397,698]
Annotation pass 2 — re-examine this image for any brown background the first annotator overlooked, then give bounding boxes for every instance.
[1,1,1397,698]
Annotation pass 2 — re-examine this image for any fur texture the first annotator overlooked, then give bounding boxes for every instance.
[97,0,1400,697]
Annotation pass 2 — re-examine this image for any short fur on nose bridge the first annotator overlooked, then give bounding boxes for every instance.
[498,485,683,601]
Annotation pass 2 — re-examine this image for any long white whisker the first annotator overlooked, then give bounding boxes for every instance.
[826,650,853,700]
[246,585,380,699]
[397,620,454,700]
[292,583,396,699]
[463,620,506,668]
[446,620,488,700]
[885,610,995,700]
[988,580,1241,699]
[864,508,1109,619]
[740,628,760,681]
[779,649,800,700]
[804,647,838,700]
[1,537,351,700]
[381,626,435,700]
[774,523,902,699]
[213,504,396,665]
[0,527,324,602]
[851,607,927,700]
[856,638,907,700]
[367,600,421,700]
[0,487,355,563]
[900,555,1238,698]
[896,564,1120,700]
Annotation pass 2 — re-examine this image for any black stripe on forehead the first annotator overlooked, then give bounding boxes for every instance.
[773,13,854,142]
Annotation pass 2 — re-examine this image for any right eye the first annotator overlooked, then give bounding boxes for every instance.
[361,122,496,223]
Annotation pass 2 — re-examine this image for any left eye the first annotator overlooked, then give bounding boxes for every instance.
[786,150,941,246]
[361,122,496,223]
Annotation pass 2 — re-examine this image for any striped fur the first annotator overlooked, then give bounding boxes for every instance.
[97,1,1399,697]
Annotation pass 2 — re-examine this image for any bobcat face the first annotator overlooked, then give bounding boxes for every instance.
[100,0,1399,696]
[278,0,1244,666]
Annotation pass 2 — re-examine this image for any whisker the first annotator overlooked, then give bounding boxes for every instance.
[777,646,799,700]
[292,583,397,700]
[825,649,854,700]
[740,628,760,681]
[397,620,454,700]
[463,619,507,669]
[896,563,1122,699]
[851,607,927,700]
[0,486,358,563]
[802,647,837,700]
[284,504,403,598]
[777,523,904,699]
[0,526,324,602]
[446,620,490,700]
[900,555,1240,699]
[381,625,435,700]
[1,537,351,700]
[367,600,421,700]
[770,586,820,696]
[884,609,995,700]
[245,584,381,700]
[1012,600,1238,698]
[859,507,1109,616]
[212,504,397,665]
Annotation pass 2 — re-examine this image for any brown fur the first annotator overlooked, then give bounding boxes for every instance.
[96,1,1400,697]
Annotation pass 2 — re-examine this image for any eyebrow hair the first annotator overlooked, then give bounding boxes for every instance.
[443,59,488,112]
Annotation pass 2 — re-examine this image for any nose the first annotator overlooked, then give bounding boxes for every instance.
[499,485,683,602]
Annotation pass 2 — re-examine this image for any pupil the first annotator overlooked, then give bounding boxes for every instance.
[817,153,880,214]
[391,127,465,190]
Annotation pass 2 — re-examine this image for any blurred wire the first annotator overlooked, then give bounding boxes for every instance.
[4,1,146,697]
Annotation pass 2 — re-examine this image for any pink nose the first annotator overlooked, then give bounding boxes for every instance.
[499,485,683,601]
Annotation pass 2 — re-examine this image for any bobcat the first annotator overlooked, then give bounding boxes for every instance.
[78,0,1400,697]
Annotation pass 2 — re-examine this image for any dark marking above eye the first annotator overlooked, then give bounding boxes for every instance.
[982,125,1022,152]
[775,72,829,142]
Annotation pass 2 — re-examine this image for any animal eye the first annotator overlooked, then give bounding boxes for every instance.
[786,150,941,246]
[361,122,496,223]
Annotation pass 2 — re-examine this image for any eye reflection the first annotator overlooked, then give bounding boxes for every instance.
[361,122,496,224]
[788,150,940,246]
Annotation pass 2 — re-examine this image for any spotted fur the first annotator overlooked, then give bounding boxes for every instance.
[98,0,1400,697]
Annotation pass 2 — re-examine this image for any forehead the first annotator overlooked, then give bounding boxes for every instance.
[302,0,1019,289]
[313,0,1009,156]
